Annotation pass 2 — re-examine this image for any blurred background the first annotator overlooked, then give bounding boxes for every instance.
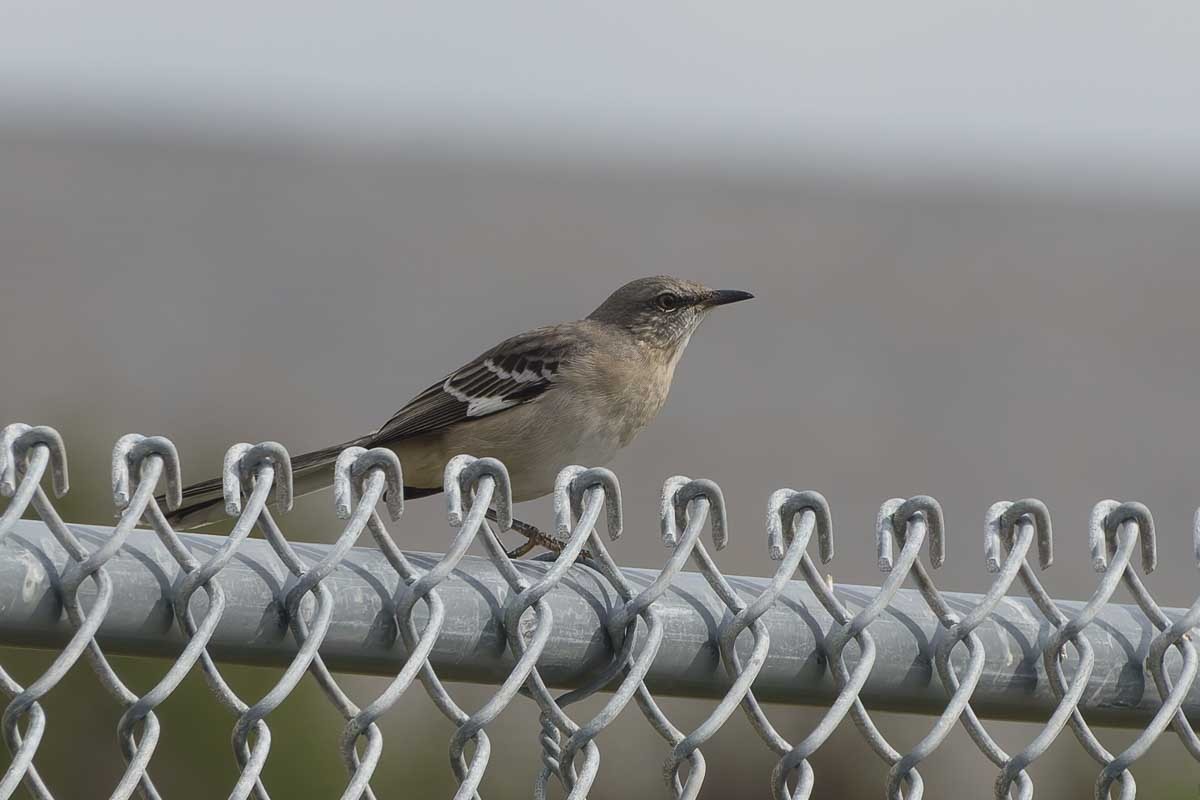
[4,2,1200,797]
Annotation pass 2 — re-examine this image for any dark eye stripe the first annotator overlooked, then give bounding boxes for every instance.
[656,292,681,310]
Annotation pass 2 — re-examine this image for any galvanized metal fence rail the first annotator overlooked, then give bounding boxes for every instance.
[1,423,1199,799]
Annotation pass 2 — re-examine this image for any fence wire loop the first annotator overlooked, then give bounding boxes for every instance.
[112,434,182,511]
[446,454,512,530]
[334,445,404,521]
[519,465,623,799]
[767,488,833,563]
[878,495,945,572]
[1091,500,1156,574]
[0,424,68,498]
[988,498,1053,572]
[940,499,1059,800]
[742,489,836,800]
[222,441,293,516]
[557,466,623,542]
[661,476,727,550]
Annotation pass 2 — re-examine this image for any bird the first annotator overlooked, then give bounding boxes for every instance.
[165,276,753,554]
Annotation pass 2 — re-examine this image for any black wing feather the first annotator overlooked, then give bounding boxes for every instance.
[369,325,577,444]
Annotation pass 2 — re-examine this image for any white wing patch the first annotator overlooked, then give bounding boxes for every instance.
[442,357,555,418]
[370,327,572,442]
[466,396,520,416]
[483,358,544,383]
[442,379,471,403]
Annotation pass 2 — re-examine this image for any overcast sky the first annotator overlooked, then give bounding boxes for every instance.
[4,2,1200,183]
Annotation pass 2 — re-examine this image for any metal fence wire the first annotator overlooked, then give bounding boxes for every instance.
[1,423,1199,799]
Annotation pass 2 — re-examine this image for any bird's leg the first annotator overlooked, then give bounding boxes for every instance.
[485,509,571,559]
[504,535,539,559]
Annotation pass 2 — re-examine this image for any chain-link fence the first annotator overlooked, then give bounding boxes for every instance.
[0,423,1198,799]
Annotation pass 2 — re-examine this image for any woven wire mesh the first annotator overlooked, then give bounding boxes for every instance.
[1,423,1198,799]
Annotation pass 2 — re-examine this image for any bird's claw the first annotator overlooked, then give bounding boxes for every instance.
[488,511,588,560]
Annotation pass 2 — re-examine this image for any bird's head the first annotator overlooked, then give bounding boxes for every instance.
[587,276,753,353]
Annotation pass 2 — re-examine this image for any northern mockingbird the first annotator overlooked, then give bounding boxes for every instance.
[166,276,752,554]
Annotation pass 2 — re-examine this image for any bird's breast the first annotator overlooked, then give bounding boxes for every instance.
[394,352,675,503]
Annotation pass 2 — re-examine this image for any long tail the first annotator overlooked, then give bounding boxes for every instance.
[162,440,443,530]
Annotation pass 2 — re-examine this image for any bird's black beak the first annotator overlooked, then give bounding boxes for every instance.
[706,289,755,307]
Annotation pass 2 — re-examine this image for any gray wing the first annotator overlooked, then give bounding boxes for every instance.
[369,324,578,444]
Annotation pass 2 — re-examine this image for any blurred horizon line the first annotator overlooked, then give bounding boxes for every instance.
[6,96,1200,208]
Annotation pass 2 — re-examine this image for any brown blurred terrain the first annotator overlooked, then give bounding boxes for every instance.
[3,123,1200,797]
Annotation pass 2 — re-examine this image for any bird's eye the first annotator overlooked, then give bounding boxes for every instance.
[655,292,682,311]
